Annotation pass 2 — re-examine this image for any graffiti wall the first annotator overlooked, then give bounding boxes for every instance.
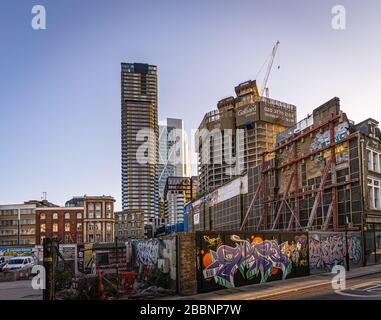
[130,236,177,287]
[196,231,309,293]
[309,232,362,273]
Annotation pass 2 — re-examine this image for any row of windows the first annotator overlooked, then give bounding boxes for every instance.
[0,240,33,246]
[0,219,35,226]
[87,203,112,219]
[40,235,83,244]
[40,223,77,233]
[0,209,35,216]
[40,212,82,220]
[87,233,113,243]
[0,228,35,236]
[87,222,112,232]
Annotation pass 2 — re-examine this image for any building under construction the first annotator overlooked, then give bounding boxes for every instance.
[189,97,381,235]
[196,80,297,194]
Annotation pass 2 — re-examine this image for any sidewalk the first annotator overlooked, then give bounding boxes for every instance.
[167,264,381,300]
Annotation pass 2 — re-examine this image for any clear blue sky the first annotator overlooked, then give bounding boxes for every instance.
[1,0,380,210]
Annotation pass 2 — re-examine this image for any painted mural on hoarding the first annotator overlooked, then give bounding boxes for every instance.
[131,237,177,281]
[309,232,362,273]
[197,232,309,291]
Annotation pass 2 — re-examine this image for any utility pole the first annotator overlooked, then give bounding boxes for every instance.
[43,237,58,300]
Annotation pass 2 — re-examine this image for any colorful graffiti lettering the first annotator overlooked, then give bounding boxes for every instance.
[309,232,362,272]
[201,234,308,288]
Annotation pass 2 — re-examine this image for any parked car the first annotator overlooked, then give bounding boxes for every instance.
[2,256,35,271]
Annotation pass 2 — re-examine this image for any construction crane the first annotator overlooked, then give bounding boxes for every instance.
[260,40,280,98]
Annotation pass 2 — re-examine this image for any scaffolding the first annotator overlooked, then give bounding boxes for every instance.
[242,110,363,232]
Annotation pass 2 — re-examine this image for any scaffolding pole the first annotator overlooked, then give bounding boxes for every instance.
[272,171,296,230]
[240,178,263,231]
[306,157,333,230]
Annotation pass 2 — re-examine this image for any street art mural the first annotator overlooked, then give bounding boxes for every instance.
[309,232,362,273]
[310,122,350,165]
[132,239,160,267]
[130,237,177,285]
[197,232,309,291]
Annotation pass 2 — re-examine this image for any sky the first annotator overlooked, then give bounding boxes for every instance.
[1,0,381,210]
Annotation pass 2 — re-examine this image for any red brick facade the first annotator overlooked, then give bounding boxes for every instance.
[35,207,84,244]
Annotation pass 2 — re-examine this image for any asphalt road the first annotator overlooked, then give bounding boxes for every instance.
[263,272,381,300]
[0,280,42,300]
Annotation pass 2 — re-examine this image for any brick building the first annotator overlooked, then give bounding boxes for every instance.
[189,97,381,247]
[36,207,84,244]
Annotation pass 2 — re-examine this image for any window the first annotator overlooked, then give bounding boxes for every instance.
[77,212,82,219]
[375,187,380,209]
[40,236,45,244]
[65,223,70,232]
[374,153,379,172]
[88,222,94,231]
[77,223,82,232]
[368,150,373,170]
[53,223,58,232]
[95,222,101,231]
[88,234,94,243]
[106,223,112,232]
[65,213,70,220]
[106,204,112,219]
[368,149,381,173]
[40,214,46,220]
[88,203,94,218]
[53,213,58,220]
[368,178,381,210]
[95,203,102,219]
[40,224,46,233]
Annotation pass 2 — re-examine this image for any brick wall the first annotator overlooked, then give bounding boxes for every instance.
[177,233,197,295]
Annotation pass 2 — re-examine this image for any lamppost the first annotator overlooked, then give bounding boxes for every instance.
[345,214,350,272]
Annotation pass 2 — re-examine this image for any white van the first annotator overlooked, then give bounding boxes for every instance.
[2,256,35,271]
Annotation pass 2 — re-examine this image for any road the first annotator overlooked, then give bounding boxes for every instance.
[0,280,42,300]
[262,272,381,300]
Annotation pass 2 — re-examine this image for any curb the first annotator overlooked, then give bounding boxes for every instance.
[246,267,381,300]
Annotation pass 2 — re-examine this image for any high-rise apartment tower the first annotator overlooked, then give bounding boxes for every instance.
[121,62,159,225]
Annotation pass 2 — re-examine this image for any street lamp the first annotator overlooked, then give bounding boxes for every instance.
[345,214,350,272]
